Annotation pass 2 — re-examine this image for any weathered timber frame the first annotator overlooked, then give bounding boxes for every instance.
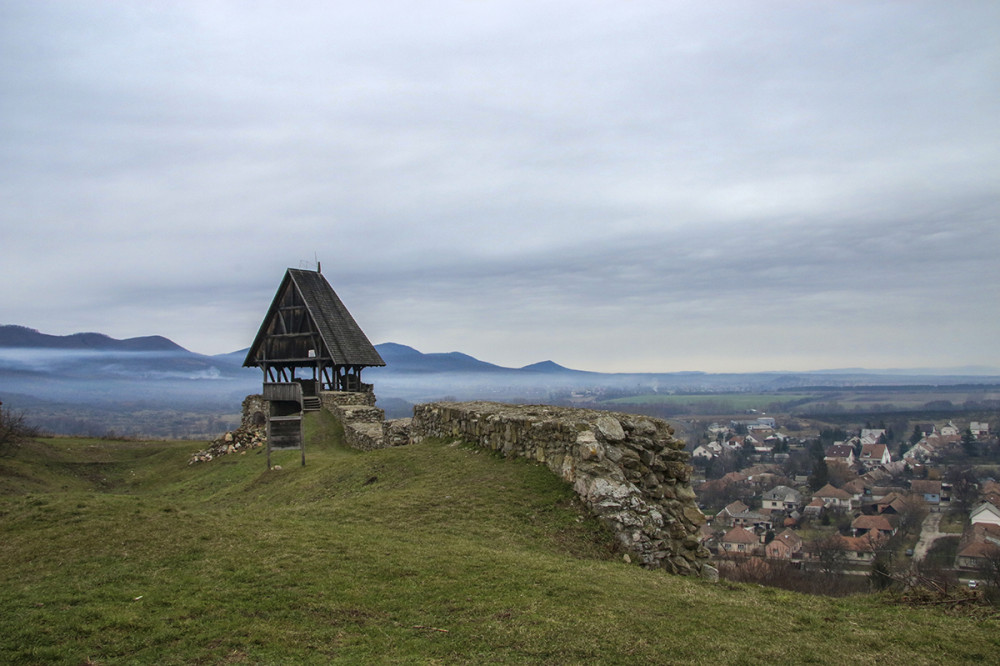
[244,269,384,393]
[243,268,386,463]
[264,382,306,467]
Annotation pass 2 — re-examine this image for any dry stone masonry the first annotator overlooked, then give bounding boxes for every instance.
[198,392,714,577]
[409,401,713,577]
[189,394,267,463]
[320,391,390,451]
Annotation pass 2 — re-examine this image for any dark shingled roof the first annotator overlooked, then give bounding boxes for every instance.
[243,268,385,368]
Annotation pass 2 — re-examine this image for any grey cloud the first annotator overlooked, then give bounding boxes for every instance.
[1,2,997,370]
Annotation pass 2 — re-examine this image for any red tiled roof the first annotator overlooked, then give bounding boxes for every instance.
[910,480,941,495]
[774,528,803,548]
[852,515,895,531]
[860,443,887,459]
[723,527,758,544]
[719,500,750,516]
[840,533,886,552]
[814,484,852,500]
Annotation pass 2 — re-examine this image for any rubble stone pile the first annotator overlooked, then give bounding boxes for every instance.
[188,394,267,464]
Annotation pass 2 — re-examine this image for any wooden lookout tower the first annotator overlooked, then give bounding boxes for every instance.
[243,267,385,463]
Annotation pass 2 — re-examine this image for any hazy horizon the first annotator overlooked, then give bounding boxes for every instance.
[3,325,999,378]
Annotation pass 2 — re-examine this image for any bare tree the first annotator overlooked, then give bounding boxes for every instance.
[0,407,40,452]
[946,467,980,514]
[976,546,1000,606]
[895,493,930,538]
[814,535,848,576]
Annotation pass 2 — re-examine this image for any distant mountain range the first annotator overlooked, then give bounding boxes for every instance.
[3,324,1000,436]
[0,327,591,382]
[0,325,186,353]
[372,342,588,375]
[3,324,1000,408]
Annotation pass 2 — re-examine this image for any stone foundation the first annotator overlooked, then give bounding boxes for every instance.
[320,391,392,451]
[320,391,376,408]
[409,401,712,576]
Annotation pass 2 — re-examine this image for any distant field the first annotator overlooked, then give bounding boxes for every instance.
[601,386,1000,417]
[603,392,813,411]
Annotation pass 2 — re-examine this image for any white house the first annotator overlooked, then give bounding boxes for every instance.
[859,443,891,468]
[692,445,715,460]
[762,485,803,511]
[812,483,855,510]
[903,440,936,462]
[860,429,886,445]
[824,444,855,466]
[707,422,728,436]
[971,422,990,438]
[971,502,1000,527]
[721,527,759,555]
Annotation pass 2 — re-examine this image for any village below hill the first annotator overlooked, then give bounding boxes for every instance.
[688,414,1000,594]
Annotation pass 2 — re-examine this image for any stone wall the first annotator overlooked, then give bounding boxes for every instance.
[320,391,376,408]
[409,401,713,577]
[241,394,268,429]
[320,391,388,451]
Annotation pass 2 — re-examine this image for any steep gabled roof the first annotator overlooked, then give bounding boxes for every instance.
[244,268,385,368]
[860,443,888,459]
[971,502,1000,524]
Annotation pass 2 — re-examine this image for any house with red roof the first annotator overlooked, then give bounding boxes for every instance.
[812,483,854,510]
[910,480,944,510]
[840,533,887,562]
[859,443,891,469]
[765,528,803,560]
[715,500,750,528]
[721,527,760,555]
[851,514,897,539]
[956,523,1000,570]
[824,444,855,466]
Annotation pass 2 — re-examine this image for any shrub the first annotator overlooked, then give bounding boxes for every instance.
[0,408,40,452]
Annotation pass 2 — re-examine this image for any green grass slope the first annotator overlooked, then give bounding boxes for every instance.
[1,411,997,664]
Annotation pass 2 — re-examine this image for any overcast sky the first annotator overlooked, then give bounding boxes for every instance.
[2,1,998,373]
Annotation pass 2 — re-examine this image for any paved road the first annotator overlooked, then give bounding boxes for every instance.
[912,511,944,561]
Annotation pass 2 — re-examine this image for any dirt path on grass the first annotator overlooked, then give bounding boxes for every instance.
[912,511,944,561]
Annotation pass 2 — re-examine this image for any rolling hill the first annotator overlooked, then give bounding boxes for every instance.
[1,413,996,664]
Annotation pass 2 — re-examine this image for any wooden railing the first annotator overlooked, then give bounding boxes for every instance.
[263,382,303,403]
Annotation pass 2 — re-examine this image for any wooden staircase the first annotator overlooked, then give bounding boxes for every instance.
[302,396,322,412]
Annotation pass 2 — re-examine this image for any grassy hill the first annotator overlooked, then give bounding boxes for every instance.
[1,412,997,664]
